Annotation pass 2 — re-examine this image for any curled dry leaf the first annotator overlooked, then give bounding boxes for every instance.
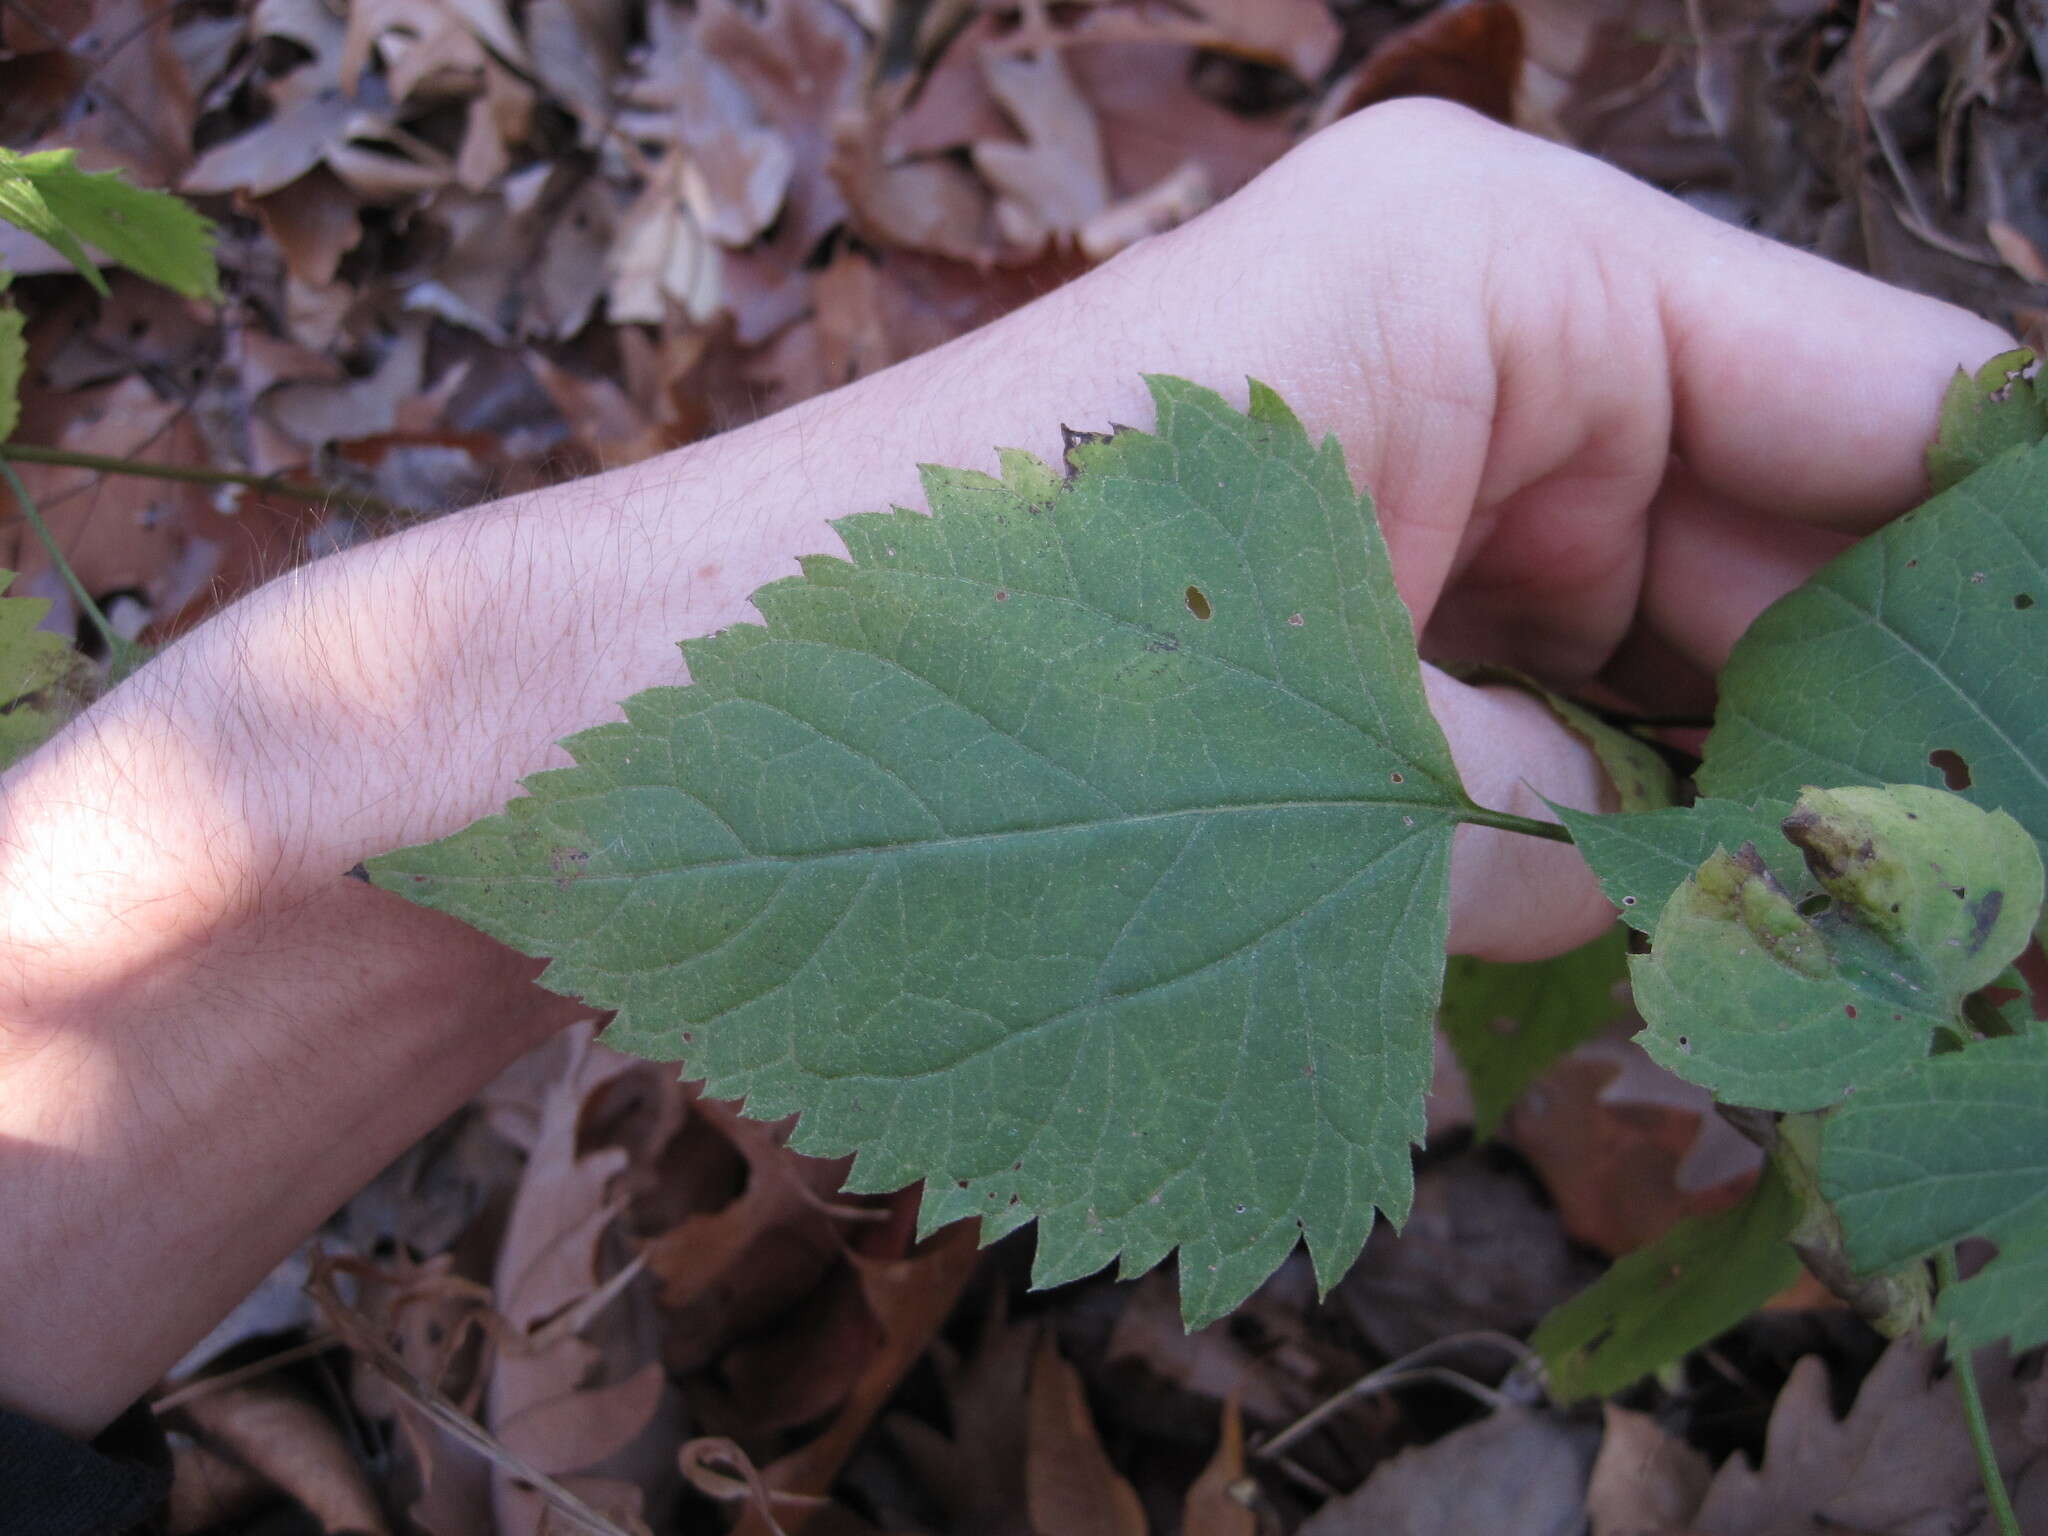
[734,1217,981,1536]
[170,1380,391,1536]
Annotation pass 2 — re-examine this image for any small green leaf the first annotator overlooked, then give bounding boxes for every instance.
[0,569,76,768]
[374,377,1477,1327]
[0,306,21,443]
[1556,797,1799,933]
[1533,1160,1801,1402]
[0,148,220,301]
[1927,348,2046,495]
[1628,786,2043,1111]
[1439,924,1631,1139]
[1823,1031,2048,1352]
[1457,666,1677,814]
[1701,434,2048,896]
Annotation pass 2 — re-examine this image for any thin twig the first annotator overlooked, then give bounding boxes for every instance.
[0,455,144,679]
[306,1255,636,1536]
[1256,1331,1532,1461]
[1938,1248,2021,1536]
[152,1337,350,1414]
[0,441,403,520]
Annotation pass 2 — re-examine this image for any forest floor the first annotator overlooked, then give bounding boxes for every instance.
[6,1,2048,1532]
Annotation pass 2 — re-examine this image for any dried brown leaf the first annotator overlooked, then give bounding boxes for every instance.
[175,1380,391,1536]
[1026,1332,1148,1536]
[735,1217,981,1536]
[1691,1339,2046,1535]
[973,49,1113,255]
[252,168,365,289]
[1296,1408,1595,1536]
[1178,0,1340,79]
[1315,1,1524,130]
[1104,1269,1310,1425]
[883,1299,1035,1536]
[1182,1395,1255,1536]
[1505,1033,1762,1257]
[1585,1405,1710,1536]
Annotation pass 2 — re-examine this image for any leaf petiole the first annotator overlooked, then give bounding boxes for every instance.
[1938,1247,2021,1536]
[1454,805,1576,844]
[0,455,145,682]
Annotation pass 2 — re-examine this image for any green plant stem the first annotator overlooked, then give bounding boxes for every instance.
[1939,1247,2021,1536]
[0,455,143,679]
[1457,806,1577,844]
[0,440,400,519]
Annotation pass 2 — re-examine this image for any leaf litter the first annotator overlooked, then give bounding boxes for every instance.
[4,0,2042,1530]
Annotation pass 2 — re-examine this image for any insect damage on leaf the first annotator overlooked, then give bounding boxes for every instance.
[372,376,1482,1328]
[1926,347,2046,495]
[1628,785,2043,1112]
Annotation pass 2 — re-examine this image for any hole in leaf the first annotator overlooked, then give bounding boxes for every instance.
[1287,612,1304,627]
[1929,748,1972,790]
[994,589,1009,602]
[1389,771,1405,784]
[1184,585,1212,620]
[1676,1035,1690,1052]
[1621,895,1637,907]
[2016,593,2035,609]
[1797,894,1831,916]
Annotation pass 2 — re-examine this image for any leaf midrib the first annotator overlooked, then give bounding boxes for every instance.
[440,795,1462,885]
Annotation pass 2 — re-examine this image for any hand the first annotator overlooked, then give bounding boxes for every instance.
[0,100,2011,1436]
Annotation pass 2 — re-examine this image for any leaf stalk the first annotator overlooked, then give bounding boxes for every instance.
[0,455,144,680]
[1939,1247,2021,1536]
[1455,805,1576,844]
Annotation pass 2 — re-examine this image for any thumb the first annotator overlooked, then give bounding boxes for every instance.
[1424,668,1619,961]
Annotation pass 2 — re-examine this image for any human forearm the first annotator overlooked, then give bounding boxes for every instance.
[0,99,2007,1439]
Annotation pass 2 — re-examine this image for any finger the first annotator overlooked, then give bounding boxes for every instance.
[1637,462,1859,674]
[1424,668,1619,960]
[1646,207,2018,528]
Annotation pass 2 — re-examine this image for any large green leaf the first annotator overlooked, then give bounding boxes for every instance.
[0,148,220,300]
[374,377,1476,1325]
[1627,786,2041,1111]
[1823,1032,2048,1351]
[1533,1160,1801,1402]
[1699,435,2048,869]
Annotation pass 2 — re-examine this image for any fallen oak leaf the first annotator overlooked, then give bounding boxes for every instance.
[972,48,1113,254]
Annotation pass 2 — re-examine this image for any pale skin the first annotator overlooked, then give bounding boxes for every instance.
[0,102,2014,1438]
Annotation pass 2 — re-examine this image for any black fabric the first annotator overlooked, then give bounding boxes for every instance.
[0,1399,170,1536]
